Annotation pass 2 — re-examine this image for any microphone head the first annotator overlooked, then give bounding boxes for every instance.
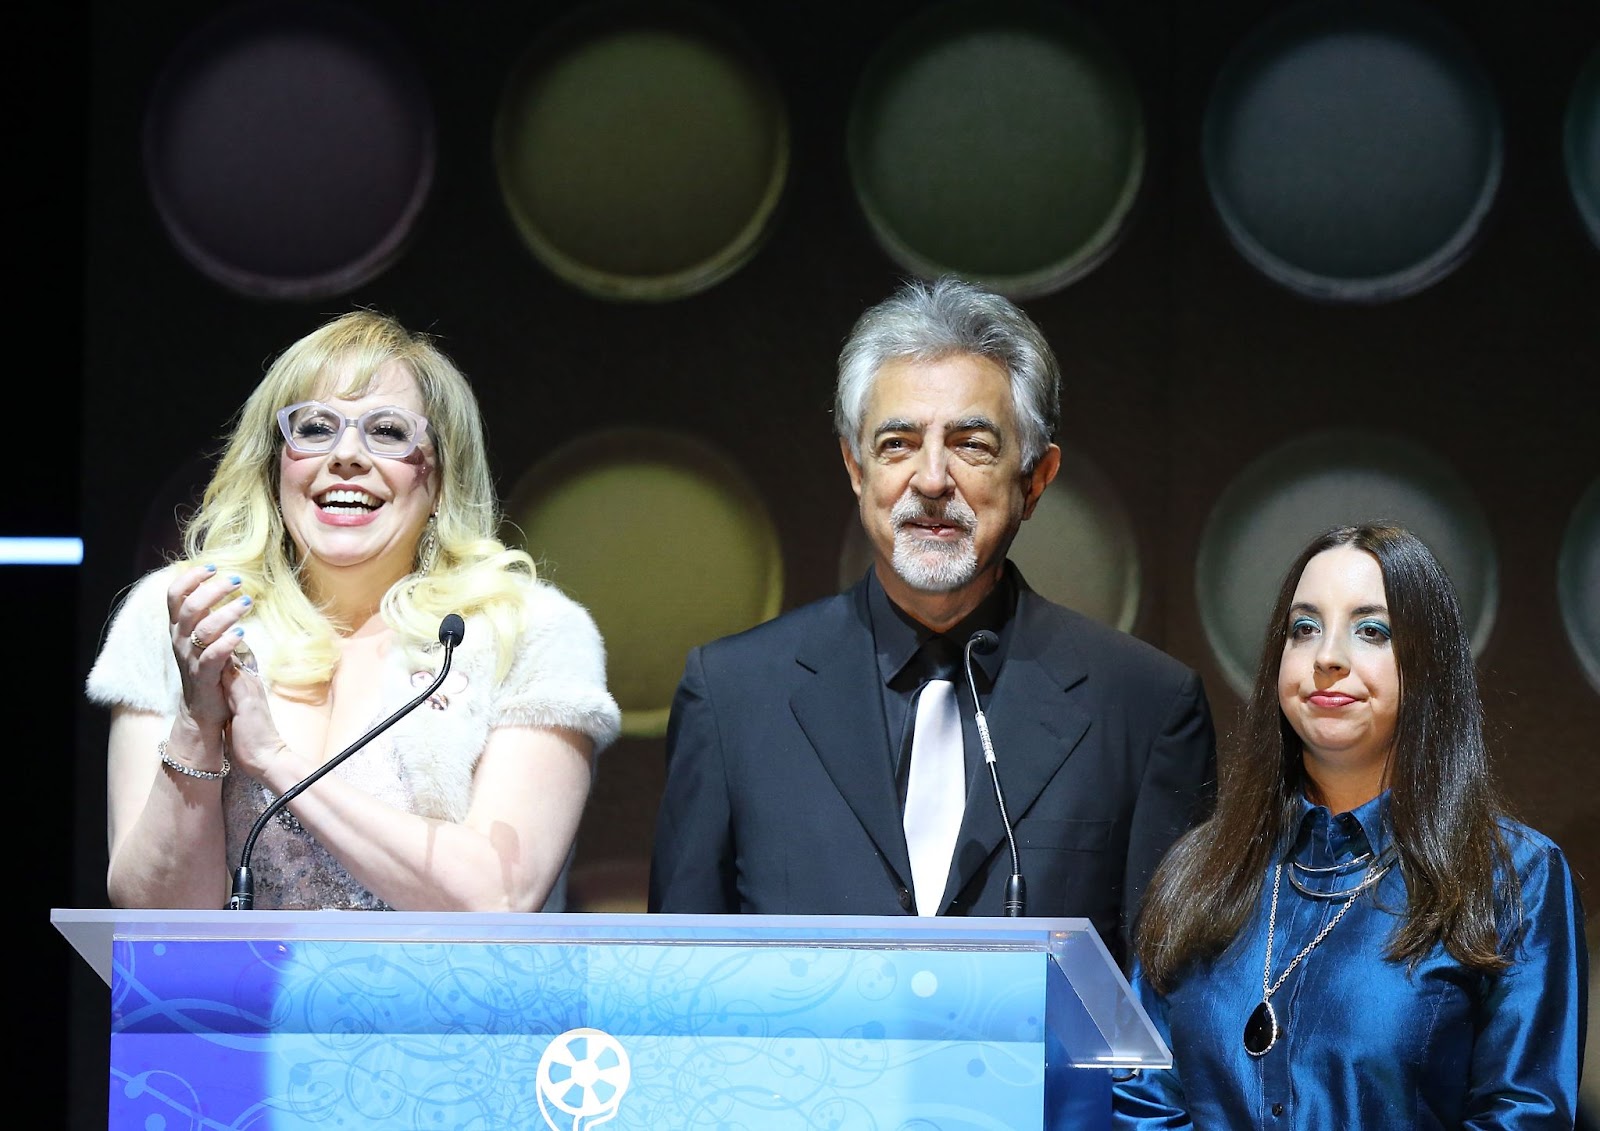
[439,613,466,646]
[968,628,1000,655]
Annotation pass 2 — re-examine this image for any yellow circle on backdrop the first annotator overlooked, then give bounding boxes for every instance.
[504,428,784,736]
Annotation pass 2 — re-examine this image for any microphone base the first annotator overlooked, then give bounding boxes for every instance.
[1004,874,1027,917]
[227,868,254,911]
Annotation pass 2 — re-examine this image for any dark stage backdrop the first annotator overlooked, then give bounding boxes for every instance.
[58,1,1598,1126]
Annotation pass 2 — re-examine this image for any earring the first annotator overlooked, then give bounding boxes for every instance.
[417,514,439,575]
[276,505,299,567]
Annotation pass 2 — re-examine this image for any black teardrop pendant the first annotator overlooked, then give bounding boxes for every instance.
[1244,999,1279,1056]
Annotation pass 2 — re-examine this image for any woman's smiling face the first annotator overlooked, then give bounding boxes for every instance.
[278,360,438,598]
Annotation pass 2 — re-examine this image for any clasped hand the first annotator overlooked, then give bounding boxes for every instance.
[167,563,284,774]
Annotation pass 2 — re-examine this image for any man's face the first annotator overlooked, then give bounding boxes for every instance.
[841,353,1059,624]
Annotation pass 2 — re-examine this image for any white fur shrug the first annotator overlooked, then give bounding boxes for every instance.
[87,566,622,824]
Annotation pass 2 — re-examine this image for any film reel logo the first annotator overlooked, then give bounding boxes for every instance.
[537,1027,632,1130]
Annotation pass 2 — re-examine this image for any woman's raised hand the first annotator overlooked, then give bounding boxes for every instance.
[167,564,253,731]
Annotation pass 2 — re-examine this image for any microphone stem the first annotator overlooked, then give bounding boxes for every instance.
[983,753,1022,877]
[227,639,459,910]
[965,633,1026,918]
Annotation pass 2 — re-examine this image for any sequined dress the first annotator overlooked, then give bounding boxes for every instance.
[219,729,415,910]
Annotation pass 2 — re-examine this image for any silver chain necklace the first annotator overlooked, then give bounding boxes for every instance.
[1243,853,1394,1057]
[1287,850,1373,897]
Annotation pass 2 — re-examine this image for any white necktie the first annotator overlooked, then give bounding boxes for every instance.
[902,677,965,916]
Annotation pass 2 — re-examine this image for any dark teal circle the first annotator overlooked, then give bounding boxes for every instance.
[1196,429,1498,698]
[1203,0,1502,302]
[1564,45,1600,248]
[1558,479,1600,694]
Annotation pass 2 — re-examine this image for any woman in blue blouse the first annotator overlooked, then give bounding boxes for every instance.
[1115,523,1588,1129]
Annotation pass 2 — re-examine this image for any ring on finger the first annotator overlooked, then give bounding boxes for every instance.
[189,630,207,650]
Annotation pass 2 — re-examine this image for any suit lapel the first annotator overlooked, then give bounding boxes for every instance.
[790,582,915,888]
[948,587,1092,903]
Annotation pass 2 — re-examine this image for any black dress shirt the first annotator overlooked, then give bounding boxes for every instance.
[864,568,1017,806]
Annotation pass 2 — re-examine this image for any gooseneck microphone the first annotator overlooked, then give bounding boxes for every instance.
[226,613,466,910]
[963,628,1026,917]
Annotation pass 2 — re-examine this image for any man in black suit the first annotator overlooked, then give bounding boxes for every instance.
[648,276,1215,963]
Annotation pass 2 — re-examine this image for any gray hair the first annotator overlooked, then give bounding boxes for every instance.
[834,276,1061,471]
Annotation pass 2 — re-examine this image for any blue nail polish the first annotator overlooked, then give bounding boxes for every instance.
[229,575,241,585]
[204,563,216,572]
[240,595,252,607]
[233,627,245,637]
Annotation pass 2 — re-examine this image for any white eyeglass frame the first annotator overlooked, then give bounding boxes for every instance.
[276,401,432,460]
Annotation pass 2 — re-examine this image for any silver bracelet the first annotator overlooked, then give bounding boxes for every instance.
[157,739,230,781]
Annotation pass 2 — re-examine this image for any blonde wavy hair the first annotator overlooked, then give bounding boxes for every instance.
[180,309,535,687]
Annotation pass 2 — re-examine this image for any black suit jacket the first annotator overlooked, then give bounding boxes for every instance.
[647,568,1217,963]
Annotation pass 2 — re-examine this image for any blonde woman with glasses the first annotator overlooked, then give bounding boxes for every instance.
[88,310,620,912]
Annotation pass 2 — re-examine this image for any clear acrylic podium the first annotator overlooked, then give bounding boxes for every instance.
[53,909,1170,1130]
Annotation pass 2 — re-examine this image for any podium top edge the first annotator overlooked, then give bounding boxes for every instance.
[52,908,1100,948]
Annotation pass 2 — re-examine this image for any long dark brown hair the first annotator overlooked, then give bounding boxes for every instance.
[1134,522,1516,991]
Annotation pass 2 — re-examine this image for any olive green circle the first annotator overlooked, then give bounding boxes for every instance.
[847,0,1145,298]
[494,2,789,301]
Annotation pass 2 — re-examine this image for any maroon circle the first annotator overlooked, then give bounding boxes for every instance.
[143,2,435,299]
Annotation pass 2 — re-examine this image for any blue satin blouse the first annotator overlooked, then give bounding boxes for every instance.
[1114,793,1588,1129]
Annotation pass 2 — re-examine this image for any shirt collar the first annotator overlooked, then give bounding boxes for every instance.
[1292,789,1392,864]
[865,566,1017,688]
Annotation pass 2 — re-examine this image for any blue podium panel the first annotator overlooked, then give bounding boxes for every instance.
[57,910,1162,1130]
[113,939,1057,1128]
